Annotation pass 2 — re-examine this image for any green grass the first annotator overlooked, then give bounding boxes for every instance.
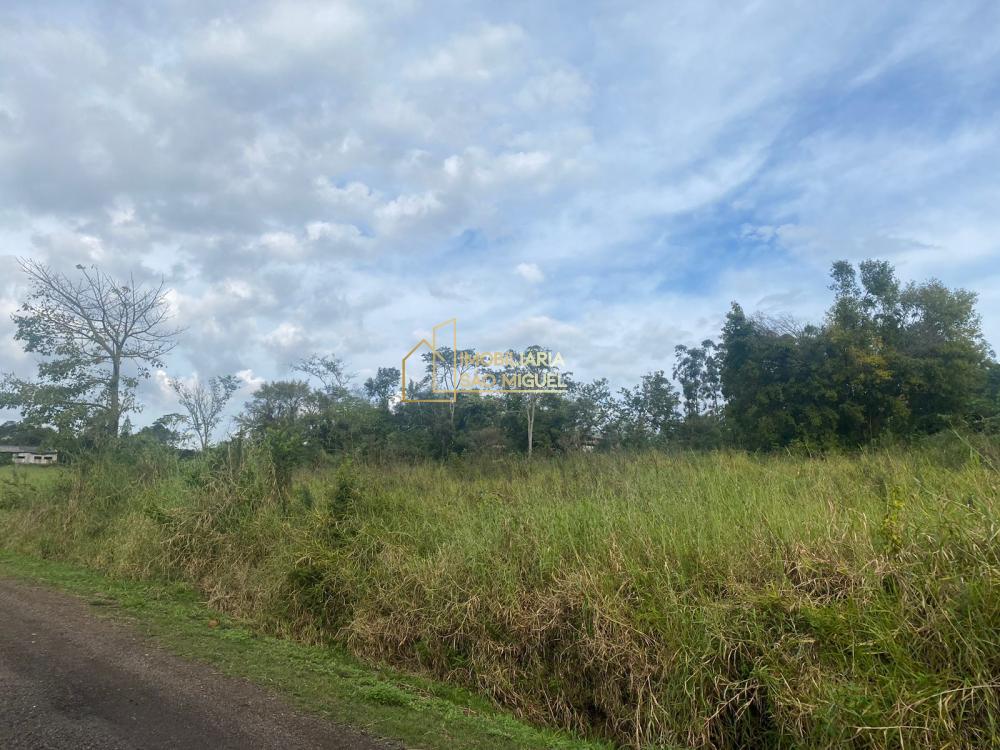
[0,462,64,483]
[0,550,606,750]
[2,437,999,748]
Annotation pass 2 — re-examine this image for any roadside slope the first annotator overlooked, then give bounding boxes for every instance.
[0,577,392,750]
[0,552,606,750]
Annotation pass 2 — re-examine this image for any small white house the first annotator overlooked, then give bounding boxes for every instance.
[0,445,58,465]
[13,452,58,465]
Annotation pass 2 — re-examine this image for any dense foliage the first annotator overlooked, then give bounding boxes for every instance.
[721,260,996,450]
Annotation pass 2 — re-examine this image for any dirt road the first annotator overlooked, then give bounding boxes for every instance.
[0,578,395,749]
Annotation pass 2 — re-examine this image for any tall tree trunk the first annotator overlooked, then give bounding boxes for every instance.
[108,357,121,437]
[526,400,536,459]
[449,399,457,449]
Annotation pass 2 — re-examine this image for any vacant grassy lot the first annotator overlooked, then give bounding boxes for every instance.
[2,439,998,748]
[0,463,64,485]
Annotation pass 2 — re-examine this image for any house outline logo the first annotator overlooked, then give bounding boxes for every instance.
[401,318,458,403]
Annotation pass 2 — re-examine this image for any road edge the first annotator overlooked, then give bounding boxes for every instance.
[0,550,608,750]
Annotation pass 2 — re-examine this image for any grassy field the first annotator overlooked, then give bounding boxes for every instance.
[1,439,998,748]
[0,463,64,486]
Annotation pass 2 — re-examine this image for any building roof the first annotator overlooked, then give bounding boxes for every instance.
[0,445,57,454]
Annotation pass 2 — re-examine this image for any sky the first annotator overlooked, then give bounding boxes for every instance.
[2,1,1000,429]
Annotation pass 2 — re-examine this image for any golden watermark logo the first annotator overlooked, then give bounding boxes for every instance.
[401,318,568,403]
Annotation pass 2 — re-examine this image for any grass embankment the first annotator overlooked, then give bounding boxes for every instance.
[1,441,999,749]
[0,548,601,750]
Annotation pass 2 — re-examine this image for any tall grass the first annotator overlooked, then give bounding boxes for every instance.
[1,438,998,748]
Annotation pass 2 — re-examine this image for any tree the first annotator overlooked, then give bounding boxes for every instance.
[673,339,722,419]
[422,346,477,436]
[135,414,187,448]
[826,259,909,442]
[894,278,990,432]
[237,380,314,435]
[722,303,847,450]
[1,260,180,437]
[826,260,990,439]
[503,345,565,459]
[568,378,615,449]
[171,375,240,450]
[615,370,680,448]
[720,260,994,450]
[292,354,352,399]
[0,419,57,448]
[363,367,401,409]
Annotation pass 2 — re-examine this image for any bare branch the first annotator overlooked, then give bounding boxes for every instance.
[12,259,184,435]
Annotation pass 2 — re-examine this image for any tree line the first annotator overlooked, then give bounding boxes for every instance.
[2,258,998,461]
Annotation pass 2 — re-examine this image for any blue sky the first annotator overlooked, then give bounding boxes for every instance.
[1,1,999,426]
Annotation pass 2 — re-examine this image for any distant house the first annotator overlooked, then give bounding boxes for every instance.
[14,452,59,465]
[0,445,59,465]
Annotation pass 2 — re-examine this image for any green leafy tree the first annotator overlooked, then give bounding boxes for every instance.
[615,370,680,448]
[363,367,401,409]
[827,259,990,439]
[672,339,724,448]
[673,340,721,418]
[568,378,615,449]
[502,345,566,459]
[135,414,187,448]
[237,380,315,435]
[721,260,994,450]
[422,346,478,440]
[0,420,57,448]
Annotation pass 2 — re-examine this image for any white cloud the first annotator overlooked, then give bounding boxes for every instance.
[236,369,266,393]
[191,1,367,75]
[259,231,301,258]
[153,369,176,399]
[306,221,363,243]
[405,23,526,82]
[315,179,381,210]
[263,322,305,351]
[374,190,443,231]
[515,262,544,284]
[442,148,553,183]
[516,69,591,112]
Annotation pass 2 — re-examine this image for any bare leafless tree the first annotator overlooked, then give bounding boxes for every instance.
[171,375,240,450]
[7,259,181,436]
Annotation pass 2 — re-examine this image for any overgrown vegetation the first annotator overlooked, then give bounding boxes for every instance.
[2,437,998,749]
